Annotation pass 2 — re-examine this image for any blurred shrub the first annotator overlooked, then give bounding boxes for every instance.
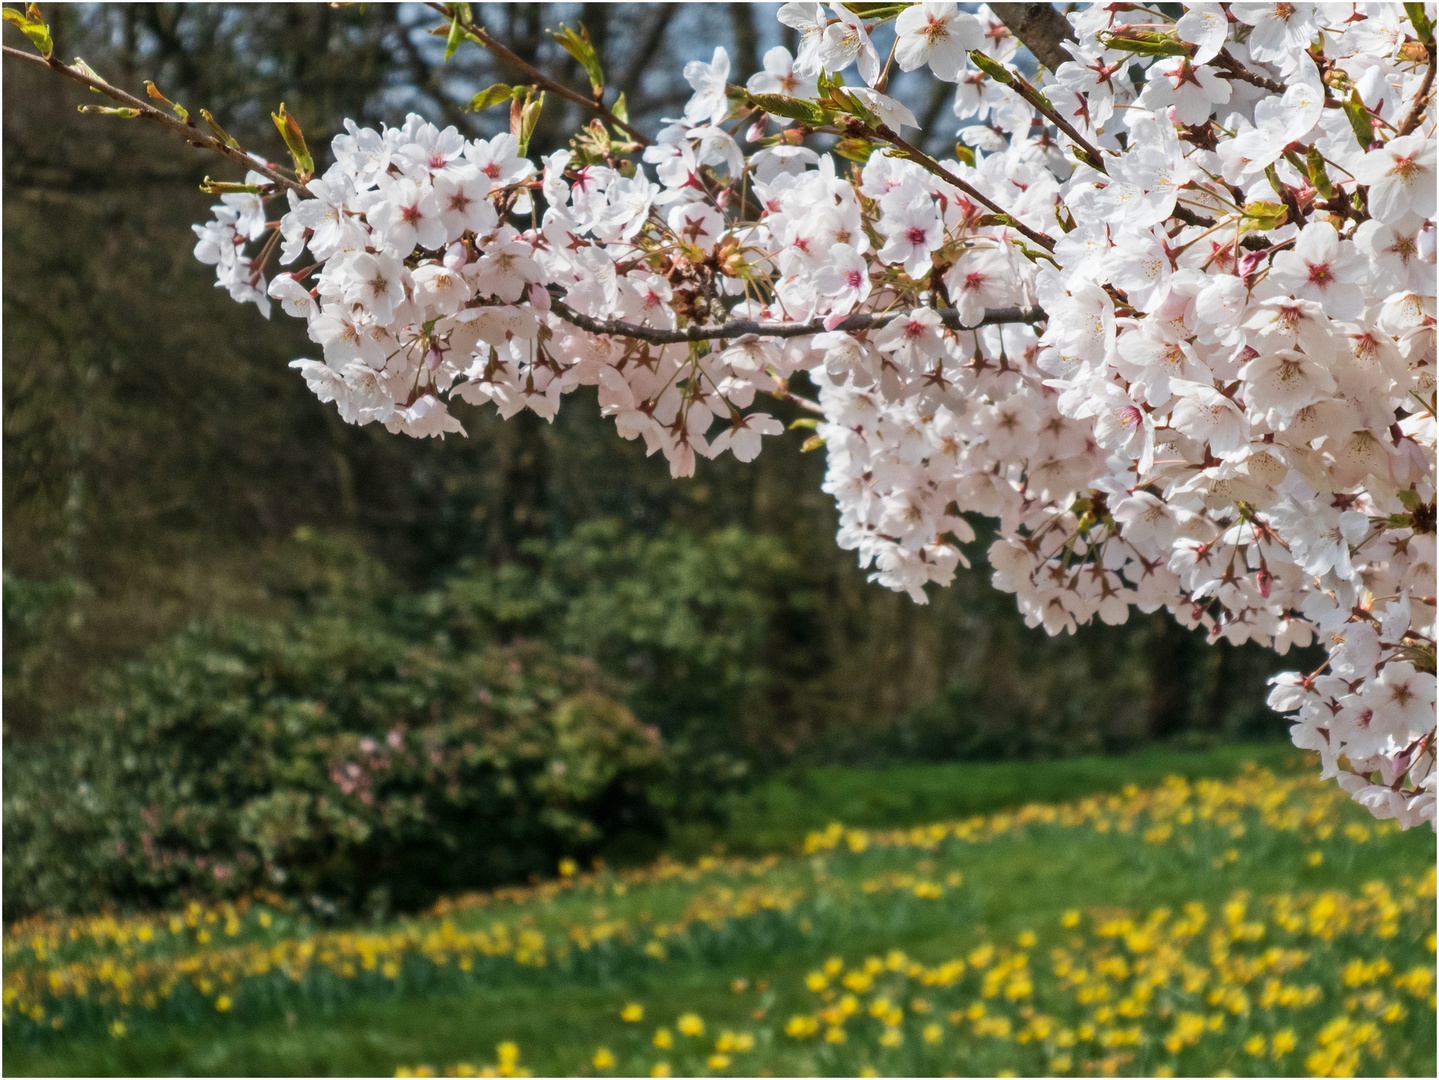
[3,610,668,917]
[3,523,814,917]
[417,518,825,769]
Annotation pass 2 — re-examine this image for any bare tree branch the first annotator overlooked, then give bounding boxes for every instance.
[425,2,651,146]
[548,294,1046,344]
[1,44,309,194]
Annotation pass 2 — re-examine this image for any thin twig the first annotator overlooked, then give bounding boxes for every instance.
[1210,49,1286,95]
[1211,48,1340,109]
[1398,45,1437,136]
[548,294,1045,343]
[425,2,651,147]
[1,44,310,195]
[1000,64,1108,172]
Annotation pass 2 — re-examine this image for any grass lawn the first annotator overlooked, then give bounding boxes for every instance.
[675,741,1307,856]
[5,744,1434,1077]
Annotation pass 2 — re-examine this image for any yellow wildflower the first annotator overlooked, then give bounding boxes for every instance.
[621,1003,644,1023]
[592,1047,615,1070]
[784,1015,818,1038]
[677,1013,705,1037]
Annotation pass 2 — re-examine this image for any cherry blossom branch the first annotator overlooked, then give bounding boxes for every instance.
[1210,48,1342,110]
[548,294,1045,343]
[968,51,1107,172]
[871,124,1058,252]
[0,44,310,195]
[425,2,651,147]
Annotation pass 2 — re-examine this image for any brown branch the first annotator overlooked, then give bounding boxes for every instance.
[548,294,1046,344]
[987,3,1076,73]
[1,44,310,195]
[1211,49,1341,109]
[873,124,1058,252]
[1398,45,1437,136]
[1209,49,1286,95]
[426,2,651,147]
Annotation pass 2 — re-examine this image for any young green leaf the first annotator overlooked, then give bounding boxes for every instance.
[517,91,546,157]
[748,93,831,126]
[271,102,315,182]
[200,177,264,195]
[551,24,604,97]
[3,4,52,57]
[1404,1,1434,45]
[833,138,876,163]
[77,104,139,117]
[1342,90,1375,148]
[1305,147,1335,199]
[467,83,519,112]
[144,80,189,122]
[967,50,1013,84]
[1096,27,1191,57]
[71,56,107,91]
[1241,199,1287,232]
[444,12,464,62]
[201,109,243,150]
[840,2,909,21]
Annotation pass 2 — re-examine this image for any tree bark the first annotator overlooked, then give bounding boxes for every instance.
[988,3,1077,73]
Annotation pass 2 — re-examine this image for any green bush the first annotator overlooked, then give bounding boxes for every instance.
[421,519,825,765]
[3,524,833,917]
[3,614,668,918]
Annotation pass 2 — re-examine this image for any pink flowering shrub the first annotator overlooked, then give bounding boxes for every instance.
[4,624,667,916]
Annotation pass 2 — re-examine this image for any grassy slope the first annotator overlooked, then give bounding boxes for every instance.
[677,742,1306,856]
[6,744,1433,1077]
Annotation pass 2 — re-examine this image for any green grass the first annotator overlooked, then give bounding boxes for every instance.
[680,742,1308,856]
[5,744,1433,1077]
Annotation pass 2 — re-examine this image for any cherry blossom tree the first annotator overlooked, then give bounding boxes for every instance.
[5,1,1435,827]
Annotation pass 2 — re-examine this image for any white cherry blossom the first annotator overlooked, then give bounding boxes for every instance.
[183,7,1437,830]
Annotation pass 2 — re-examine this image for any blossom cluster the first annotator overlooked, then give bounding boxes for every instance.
[192,2,1437,827]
